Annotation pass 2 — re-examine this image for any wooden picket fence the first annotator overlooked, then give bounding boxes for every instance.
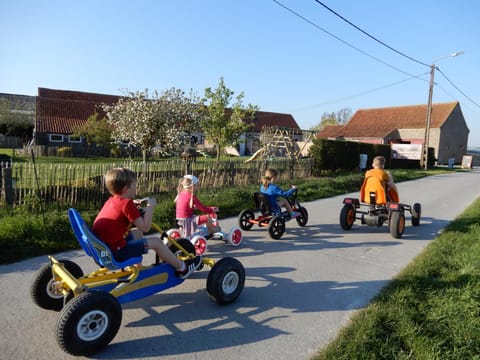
[1,158,313,209]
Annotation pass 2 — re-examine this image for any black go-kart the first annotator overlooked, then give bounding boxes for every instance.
[340,190,421,239]
[238,188,308,239]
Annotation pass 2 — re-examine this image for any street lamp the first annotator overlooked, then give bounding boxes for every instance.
[421,51,464,170]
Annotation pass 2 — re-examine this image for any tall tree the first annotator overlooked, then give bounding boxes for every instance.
[102,88,201,164]
[72,113,113,156]
[102,89,160,164]
[309,107,352,132]
[0,98,34,142]
[200,77,258,161]
[156,88,202,155]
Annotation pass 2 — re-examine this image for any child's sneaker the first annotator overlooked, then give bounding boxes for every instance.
[290,211,301,218]
[177,256,202,279]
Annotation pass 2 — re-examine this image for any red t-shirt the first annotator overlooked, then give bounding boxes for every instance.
[92,196,141,251]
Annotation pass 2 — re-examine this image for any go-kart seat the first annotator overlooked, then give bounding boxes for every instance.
[68,208,142,270]
[360,175,387,205]
[253,192,273,215]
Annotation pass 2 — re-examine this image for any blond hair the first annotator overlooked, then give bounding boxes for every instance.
[174,175,199,207]
[104,168,137,195]
[262,168,279,188]
[372,156,386,169]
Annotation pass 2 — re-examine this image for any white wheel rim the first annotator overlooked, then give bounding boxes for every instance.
[77,310,109,341]
[222,271,239,295]
[47,279,64,299]
[229,229,243,246]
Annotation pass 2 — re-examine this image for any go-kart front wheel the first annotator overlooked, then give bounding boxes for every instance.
[389,211,405,238]
[227,227,243,247]
[191,235,208,255]
[296,206,308,227]
[411,203,421,226]
[56,291,122,356]
[238,209,255,230]
[268,215,285,239]
[340,204,356,230]
[31,259,84,311]
[207,257,245,305]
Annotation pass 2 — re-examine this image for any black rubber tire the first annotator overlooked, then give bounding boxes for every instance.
[168,237,196,256]
[31,260,84,311]
[389,211,405,239]
[411,203,422,226]
[238,209,255,230]
[55,291,121,356]
[339,204,355,230]
[296,206,308,227]
[207,257,245,305]
[268,216,285,239]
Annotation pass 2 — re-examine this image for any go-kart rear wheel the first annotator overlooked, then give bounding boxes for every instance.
[268,216,285,239]
[238,209,255,230]
[340,204,356,230]
[56,291,121,356]
[227,227,243,247]
[389,211,405,238]
[31,260,84,311]
[169,238,196,257]
[296,206,308,227]
[411,203,421,226]
[207,257,245,305]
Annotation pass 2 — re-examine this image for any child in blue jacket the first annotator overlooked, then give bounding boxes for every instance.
[260,168,300,217]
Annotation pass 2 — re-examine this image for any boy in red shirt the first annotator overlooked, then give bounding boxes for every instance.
[92,168,201,279]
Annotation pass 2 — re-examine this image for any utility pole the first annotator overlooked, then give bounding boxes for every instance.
[421,64,435,170]
[420,51,464,170]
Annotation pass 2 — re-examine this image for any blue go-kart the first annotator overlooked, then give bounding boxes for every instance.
[238,189,308,239]
[30,208,245,356]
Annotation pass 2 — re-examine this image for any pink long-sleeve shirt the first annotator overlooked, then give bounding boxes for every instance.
[175,191,213,219]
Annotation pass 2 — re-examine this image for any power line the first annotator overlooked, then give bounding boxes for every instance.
[273,0,480,115]
[290,72,429,112]
[272,0,422,79]
[436,67,480,109]
[312,0,430,68]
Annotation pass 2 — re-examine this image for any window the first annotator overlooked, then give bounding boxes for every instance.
[68,135,82,143]
[49,134,64,142]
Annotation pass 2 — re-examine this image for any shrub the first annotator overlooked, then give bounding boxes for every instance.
[57,147,73,157]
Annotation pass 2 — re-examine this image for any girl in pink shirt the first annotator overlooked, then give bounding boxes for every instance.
[175,175,217,236]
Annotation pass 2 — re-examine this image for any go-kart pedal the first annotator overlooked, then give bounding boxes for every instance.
[177,256,203,279]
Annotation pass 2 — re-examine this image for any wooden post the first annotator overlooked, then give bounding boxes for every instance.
[3,167,14,206]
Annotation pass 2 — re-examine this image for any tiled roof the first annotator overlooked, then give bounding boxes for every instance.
[249,111,300,132]
[318,102,459,139]
[36,88,301,135]
[316,124,343,138]
[35,88,120,134]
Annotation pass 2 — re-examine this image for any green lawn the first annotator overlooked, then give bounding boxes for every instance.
[313,197,480,359]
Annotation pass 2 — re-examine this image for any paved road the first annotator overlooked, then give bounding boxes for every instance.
[2,170,480,360]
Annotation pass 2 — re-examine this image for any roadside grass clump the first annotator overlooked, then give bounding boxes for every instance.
[0,210,80,263]
[314,198,480,360]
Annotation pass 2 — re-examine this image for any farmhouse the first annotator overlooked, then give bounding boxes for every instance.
[32,87,301,157]
[316,102,469,165]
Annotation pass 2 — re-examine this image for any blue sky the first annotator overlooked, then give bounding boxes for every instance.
[2,0,479,146]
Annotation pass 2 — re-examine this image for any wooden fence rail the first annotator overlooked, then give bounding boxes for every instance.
[1,158,313,209]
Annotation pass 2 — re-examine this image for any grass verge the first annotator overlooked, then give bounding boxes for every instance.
[313,197,480,360]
